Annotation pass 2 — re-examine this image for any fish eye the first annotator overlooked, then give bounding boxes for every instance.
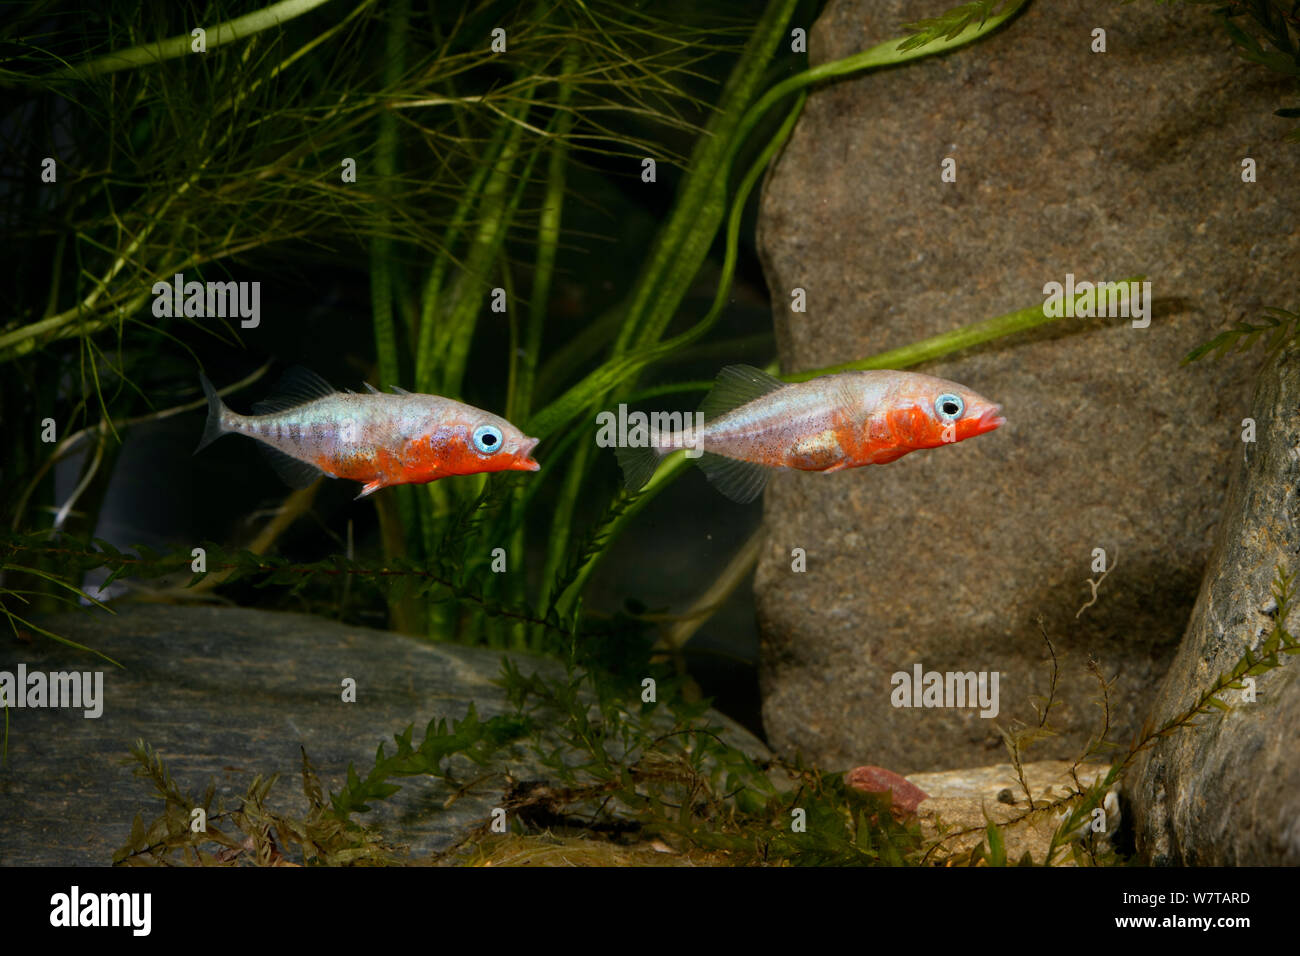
[934,393,965,421]
[472,424,503,454]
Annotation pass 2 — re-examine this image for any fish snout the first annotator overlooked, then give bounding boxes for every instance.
[516,436,541,470]
[975,404,1006,432]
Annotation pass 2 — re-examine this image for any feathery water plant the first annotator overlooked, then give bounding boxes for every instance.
[1183,306,1300,364]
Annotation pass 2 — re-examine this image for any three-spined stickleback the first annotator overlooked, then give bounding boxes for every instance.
[196,367,539,498]
[616,364,1003,502]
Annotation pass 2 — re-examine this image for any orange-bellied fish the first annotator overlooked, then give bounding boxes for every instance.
[196,367,540,498]
[615,364,1004,503]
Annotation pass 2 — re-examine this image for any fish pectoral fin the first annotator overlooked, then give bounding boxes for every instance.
[355,479,386,499]
[699,452,770,504]
[257,444,325,489]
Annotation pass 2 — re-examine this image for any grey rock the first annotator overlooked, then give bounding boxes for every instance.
[755,0,1294,770]
[0,604,764,865]
[1131,349,1300,865]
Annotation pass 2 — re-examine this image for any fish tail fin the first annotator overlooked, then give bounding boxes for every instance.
[194,372,230,454]
[614,443,666,493]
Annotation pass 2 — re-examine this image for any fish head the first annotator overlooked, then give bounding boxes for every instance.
[883,373,1005,451]
[413,408,540,478]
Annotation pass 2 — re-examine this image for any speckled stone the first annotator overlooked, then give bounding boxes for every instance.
[1131,349,1300,865]
[906,760,1112,864]
[754,0,1294,770]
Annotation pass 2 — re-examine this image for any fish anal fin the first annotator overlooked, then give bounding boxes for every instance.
[699,452,770,504]
[257,444,325,489]
[699,364,787,422]
[252,366,337,414]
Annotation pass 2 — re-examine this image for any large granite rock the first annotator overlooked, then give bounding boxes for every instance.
[755,0,1295,770]
[1131,349,1300,865]
[0,605,764,865]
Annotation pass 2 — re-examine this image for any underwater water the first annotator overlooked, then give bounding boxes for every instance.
[0,0,1294,922]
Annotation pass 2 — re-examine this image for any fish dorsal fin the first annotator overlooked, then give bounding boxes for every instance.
[362,382,380,394]
[252,366,337,414]
[699,452,769,504]
[389,385,410,395]
[257,443,326,489]
[699,364,787,422]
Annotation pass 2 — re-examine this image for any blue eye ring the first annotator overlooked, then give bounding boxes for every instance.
[472,424,503,455]
[934,393,965,421]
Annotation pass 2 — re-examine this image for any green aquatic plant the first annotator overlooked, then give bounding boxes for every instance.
[1183,305,1300,364]
[0,0,747,639]
[897,0,1023,51]
[114,739,401,866]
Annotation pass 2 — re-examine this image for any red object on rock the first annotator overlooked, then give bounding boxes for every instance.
[846,766,929,815]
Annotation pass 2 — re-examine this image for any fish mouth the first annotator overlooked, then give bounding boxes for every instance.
[517,437,541,470]
[976,405,1006,431]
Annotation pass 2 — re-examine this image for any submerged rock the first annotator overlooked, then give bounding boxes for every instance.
[0,605,765,865]
[906,760,1113,864]
[755,0,1293,770]
[1131,350,1300,865]
[847,765,928,815]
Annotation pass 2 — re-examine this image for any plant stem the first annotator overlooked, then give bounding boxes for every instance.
[370,0,416,587]
[46,0,339,79]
